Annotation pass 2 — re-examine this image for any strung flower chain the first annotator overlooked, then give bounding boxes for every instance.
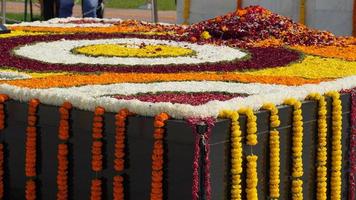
[113,109,133,200]
[150,113,170,200]
[237,0,243,9]
[262,103,281,199]
[91,107,105,200]
[0,94,8,199]
[326,91,343,200]
[284,98,303,200]
[25,99,40,200]
[238,107,258,200]
[307,93,328,200]
[238,108,258,145]
[219,110,243,200]
[57,102,72,200]
[246,155,258,200]
[349,89,356,200]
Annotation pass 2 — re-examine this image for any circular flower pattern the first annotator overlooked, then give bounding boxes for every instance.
[0,33,301,73]
[14,38,246,66]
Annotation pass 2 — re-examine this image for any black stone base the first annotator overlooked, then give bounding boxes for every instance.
[0,24,10,34]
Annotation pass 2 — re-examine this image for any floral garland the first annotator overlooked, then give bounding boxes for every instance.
[219,110,243,200]
[349,89,356,200]
[183,0,191,24]
[113,109,133,200]
[238,108,258,199]
[307,93,328,200]
[246,155,258,200]
[238,108,257,146]
[283,98,303,200]
[325,91,343,200]
[187,117,215,200]
[25,99,40,200]
[91,107,105,200]
[150,113,170,200]
[0,94,7,199]
[57,102,72,200]
[261,103,280,199]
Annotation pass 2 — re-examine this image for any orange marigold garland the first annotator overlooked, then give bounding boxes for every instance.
[150,113,170,200]
[57,102,72,200]
[0,94,8,199]
[91,107,105,200]
[25,99,40,200]
[113,109,133,200]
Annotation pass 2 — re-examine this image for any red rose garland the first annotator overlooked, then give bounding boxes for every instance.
[113,109,133,200]
[25,99,40,200]
[57,102,72,200]
[349,89,356,200]
[91,179,102,200]
[150,113,170,200]
[0,94,8,199]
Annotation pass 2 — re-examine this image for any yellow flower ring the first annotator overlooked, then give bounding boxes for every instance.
[73,44,196,58]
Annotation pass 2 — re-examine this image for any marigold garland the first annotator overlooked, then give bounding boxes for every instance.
[57,102,72,200]
[91,107,105,200]
[91,179,102,200]
[261,103,280,199]
[25,99,40,200]
[113,109,133,200]
[246,155,258,200]
[326,91,343,200]
[238,108,258,145]
[219,110,243,200]
[0,94,8,199]
[284,98,303,200]
[150,113,170,200]
[307,93,328,200]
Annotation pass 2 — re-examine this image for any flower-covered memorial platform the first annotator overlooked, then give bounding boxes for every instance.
[0,5,356,200]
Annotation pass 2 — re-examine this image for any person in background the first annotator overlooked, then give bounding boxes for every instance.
[59,0,99,18]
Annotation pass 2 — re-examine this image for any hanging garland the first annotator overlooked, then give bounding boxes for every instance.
[113,109,133,200]
[349,89,356,200]
[238,108,258,146]
[90,107,105,200]
[219,110,243,200]
[326,91,343,200]
[284,98,304,200]
[299,0,306,24]
[57,102,72,200]
[238,108,258,200]
[307,93,328,200]
[183,0,191,24]
[25,99,40,200]
[0,94,8,199]
[261,103,281,199]
[150,113,170,200]
[187,117,215,200]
